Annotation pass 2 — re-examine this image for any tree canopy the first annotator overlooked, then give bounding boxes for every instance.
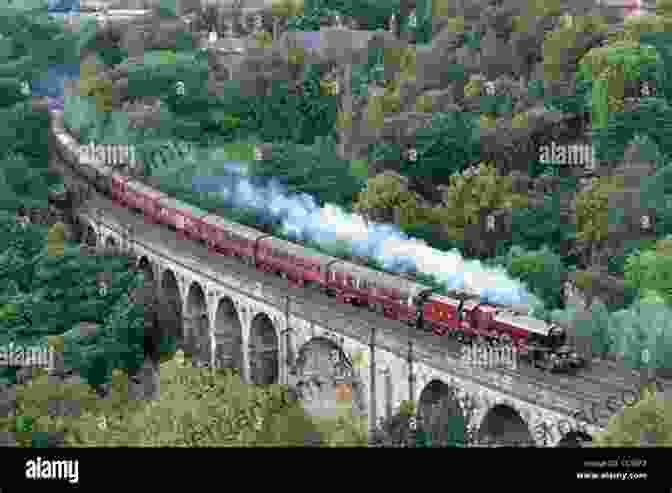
[1,352,370,446]
[591,392,672,447]
[433,161,527,243]
[0,211,146,386]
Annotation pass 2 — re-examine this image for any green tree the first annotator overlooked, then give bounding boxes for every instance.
[501,246,566,311]
[0,217,146,386]
[270,0,305,39]
[610,297,672,397]
[248,137,361,208]
[63,273,146,388]
[573,299,613,359]
[542,14,607,82]
[591,392,672,447]
[506,194,576,262]
[625,249,672,305]
[433,161,528,245]
[639,162,672,239]
[573,175,625,266]
[5,353,333,447]
[397,111,481,184]
[46,222,66,257]
[353,172,431,228]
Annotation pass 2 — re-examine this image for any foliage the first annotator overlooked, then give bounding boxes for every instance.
[572,299,613,358]
[433,161,528,243]
[609,297,672,376]
[63,273,146,387]
[412,0,434,45]
[286,6,342,31]
[295,63,338,144]
[384,46,416,82]
[592,98,672,170]
[591,392,672,446]
[579,41,659,86]
[353,173,431,228]
[415,94,433,113]
[479,113,497,129]
[499,246,566,311]
[463,76,482,99]
[542,15,607,81]
[255,31,274,49]
[0,103,56,210]
[0,214,146,386]
[290,0,400,31]
[62,94,103,142]
[351,44,385,98]
[639,30,672,103]
[365,93,385,129]
[46,222,66,257]
[271,0,305,20]
[574,175,625,245]
[624,248,672,305]
[638,161,672,240]
[369,111,480,183]
[445,16,465,33]
[0,353,376,447]
[543,72,592,117]
[248,137,360,208]
[126,53,209,104]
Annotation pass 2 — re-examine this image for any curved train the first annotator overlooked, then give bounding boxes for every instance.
[50,110,585,373]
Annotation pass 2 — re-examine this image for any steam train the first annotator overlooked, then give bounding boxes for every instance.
[50,110,585,373]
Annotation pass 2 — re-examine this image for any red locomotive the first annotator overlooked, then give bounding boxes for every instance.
[51,113,585,373]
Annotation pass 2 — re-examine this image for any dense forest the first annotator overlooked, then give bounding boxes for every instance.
[0,0,670,447]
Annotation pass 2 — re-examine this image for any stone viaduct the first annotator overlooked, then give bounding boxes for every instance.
[68,197,617,447]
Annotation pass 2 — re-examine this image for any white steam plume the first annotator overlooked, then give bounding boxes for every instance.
[195,160,541,310]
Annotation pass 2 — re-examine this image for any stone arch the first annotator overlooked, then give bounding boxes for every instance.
[214,296,243,375]
[417,379,467,446]
[293,337,366,419]
[185,281,209,362]
[249,312,279,385]
[83,222,97,247]
[137,256,154,287]
[105,236,117,250]
[161,269,183,350]
[72,216,88,243]
[477,403,535,446]
[557,430,594,447]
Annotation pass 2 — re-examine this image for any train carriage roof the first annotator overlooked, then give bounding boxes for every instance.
[260,236,342,266]
[331,261,433,297]
[127,180,166,200]
[493,312,552,337]
[158,196,208,217]
[201,214,267,241]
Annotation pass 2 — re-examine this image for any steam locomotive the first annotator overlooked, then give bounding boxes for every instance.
[50,110,585,373]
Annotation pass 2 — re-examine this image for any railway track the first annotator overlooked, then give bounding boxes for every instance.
[49,124,665,423]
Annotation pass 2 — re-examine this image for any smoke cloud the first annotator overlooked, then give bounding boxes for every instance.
[194,160,541,309]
